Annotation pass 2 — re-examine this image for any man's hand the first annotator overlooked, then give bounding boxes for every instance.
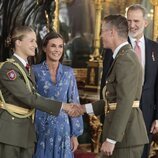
[62,103,84,117]
[100,140,115,156]
[150,120,158,134]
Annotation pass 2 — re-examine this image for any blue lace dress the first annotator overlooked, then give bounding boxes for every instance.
[32,62,83,158]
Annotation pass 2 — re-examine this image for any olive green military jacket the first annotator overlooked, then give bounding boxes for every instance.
[0,55,62,148]
[92,44,149,148]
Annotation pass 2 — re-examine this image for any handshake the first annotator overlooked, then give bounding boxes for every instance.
[62,103,86,117]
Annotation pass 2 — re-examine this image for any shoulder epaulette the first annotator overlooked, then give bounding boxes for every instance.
[0,58,15,69]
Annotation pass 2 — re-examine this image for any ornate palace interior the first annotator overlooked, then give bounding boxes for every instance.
[0,0,158,157]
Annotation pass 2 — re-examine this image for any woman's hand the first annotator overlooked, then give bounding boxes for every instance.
[71,136,79,152]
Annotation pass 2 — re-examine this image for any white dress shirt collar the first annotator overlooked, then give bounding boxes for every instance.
[128,35,144,48]
[128,35,145,69]
[113,41,129,59]
[13,53,28,67]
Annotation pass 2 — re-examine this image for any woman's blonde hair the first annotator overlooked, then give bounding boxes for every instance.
[6,26,35,49]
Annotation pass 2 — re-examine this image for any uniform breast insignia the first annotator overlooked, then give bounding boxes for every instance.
[119,50,126,56]
[7,70,17,80]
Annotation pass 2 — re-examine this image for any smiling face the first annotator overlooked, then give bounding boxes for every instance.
[44,37,64,63]
[127,9,148,39]
[15,31,37,60]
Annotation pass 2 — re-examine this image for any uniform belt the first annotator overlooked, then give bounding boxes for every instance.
[108,101,139,111]
[0,101,32,115]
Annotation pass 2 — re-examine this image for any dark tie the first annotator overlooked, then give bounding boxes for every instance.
[134,40,141,61]
[25,63,30,73]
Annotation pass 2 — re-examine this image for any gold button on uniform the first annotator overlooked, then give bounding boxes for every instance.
[12,117,15,120]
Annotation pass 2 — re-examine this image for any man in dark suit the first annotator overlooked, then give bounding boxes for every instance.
[0,26,80,158]
[82,14,148,158]
[100,4,158,158]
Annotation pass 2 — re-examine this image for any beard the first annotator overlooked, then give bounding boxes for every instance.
[128,27,145,39]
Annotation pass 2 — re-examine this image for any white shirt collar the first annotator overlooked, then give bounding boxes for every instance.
[13,53,28,67]
[113,41,129,59]
[128,35,144,47]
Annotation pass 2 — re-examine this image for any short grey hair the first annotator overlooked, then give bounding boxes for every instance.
[126,4,148,19]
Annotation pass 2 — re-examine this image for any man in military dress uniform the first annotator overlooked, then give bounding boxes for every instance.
[82,15,149,158]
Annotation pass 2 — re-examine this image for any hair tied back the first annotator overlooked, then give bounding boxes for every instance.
[5,35,12,48]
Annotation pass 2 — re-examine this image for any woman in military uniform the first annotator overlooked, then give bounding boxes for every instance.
[0,26,80,158]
